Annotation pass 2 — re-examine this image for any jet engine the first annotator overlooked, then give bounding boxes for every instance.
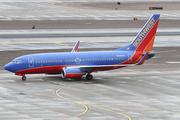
[61,67,83,78]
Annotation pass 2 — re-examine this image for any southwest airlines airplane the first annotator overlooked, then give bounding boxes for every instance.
[4,14,160,81]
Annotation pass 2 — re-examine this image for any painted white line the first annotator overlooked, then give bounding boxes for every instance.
[166,61,180,64]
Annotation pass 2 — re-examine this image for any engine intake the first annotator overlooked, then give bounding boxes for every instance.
[61,67,83,78]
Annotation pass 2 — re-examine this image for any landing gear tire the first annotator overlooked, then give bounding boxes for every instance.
[22,76,26,81]
[86,74,93,80]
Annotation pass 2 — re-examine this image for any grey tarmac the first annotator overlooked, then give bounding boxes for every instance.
[1,1,180,120]
[1,59,180,120]
[1,47,180,120]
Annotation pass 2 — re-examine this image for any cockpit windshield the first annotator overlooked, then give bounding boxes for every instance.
[12,60,22,64]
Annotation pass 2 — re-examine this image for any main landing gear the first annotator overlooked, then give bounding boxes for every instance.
[22,76,26,81]
[86,74,93,80]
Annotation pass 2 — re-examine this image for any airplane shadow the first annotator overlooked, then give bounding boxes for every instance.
[45,75,108,84]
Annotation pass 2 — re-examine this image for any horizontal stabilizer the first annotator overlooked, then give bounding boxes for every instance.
[141,50,176,55]
[137,52,149,65]
[115,14,160,52]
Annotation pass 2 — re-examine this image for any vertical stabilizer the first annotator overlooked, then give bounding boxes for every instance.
[115,14,160,52]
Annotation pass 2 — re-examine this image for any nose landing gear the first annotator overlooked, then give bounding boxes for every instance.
[15,73,26,81]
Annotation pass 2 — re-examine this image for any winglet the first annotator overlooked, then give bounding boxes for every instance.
[137,52,149,65]
[71,41,80,52]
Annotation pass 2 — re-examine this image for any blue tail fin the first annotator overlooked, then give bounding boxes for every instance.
[115,14,160,52]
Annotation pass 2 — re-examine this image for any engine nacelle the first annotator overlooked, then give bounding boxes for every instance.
[61,67,83,78]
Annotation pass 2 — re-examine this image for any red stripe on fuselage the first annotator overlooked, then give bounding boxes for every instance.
[15,65,65,74]
[15,65,126,75]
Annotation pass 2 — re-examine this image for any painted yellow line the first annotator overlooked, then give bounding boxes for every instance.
[52,3,58,6]
[94,17,101,20]
[17,77,180,120]
[16,83,88,120]
[21,91,180,116]
[55,42,68,46]
[86,103,132,120]
[2,43,16,47]
[55,82,89,120]
[6,17,13,20]
[56,81,132,120]
[125,70,141,72]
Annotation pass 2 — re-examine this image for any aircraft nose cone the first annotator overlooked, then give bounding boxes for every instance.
[4,63,13,72]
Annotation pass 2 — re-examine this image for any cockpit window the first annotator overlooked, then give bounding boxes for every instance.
[12,60,22,64]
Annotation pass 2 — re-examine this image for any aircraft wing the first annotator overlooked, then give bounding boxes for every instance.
[72,52,149,72]
[78,64,137,72]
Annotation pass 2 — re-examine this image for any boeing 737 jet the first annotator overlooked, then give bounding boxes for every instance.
[4,14,160,80]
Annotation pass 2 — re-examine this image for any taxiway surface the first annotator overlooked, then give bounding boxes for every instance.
[1,64,180,120]
[1,1,180,20]
[1,47,180,120]
[1,1,180,120]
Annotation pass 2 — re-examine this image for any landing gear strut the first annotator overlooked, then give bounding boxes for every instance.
[86,74,93,80]
[22,76,26,81]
